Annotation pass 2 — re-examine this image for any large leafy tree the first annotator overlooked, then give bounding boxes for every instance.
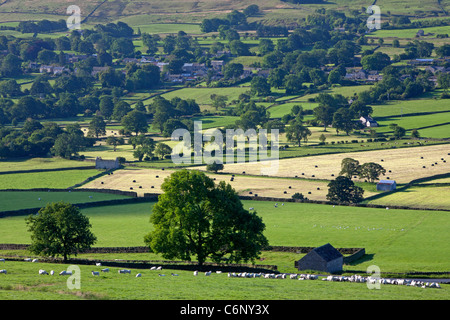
[121,110,148,136]
[26,202,97,262]
[326,176,364,204]
[359,162,386,183]
[144,170,268,266]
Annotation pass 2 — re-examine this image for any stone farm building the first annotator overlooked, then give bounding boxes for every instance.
[95,157,120,170]
[296,243,343,274]
[376,180,397,191]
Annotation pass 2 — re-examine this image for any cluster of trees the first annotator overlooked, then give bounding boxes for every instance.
[339,158,386,183]
[200,5,260,33]
[147,96,200,136]
[17,19,67,34]
[0,119,92,159]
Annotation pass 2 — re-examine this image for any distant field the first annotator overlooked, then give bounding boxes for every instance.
[0,158,94,173]
[367,25,450,39]
[0,169,102,190]
[0,191,132,212]
[150,86,251,106]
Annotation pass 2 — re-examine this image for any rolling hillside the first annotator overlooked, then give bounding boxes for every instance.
[0,0,448,25]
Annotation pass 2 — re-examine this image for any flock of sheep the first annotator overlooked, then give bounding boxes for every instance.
[0,258,443,290]
[322,274,442,289]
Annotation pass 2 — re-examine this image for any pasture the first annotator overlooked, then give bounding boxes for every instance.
[0,260,448,300]
[0,190,133,212]
[1,200,449,273]
[0,169,103,190]
[0,158,94,173]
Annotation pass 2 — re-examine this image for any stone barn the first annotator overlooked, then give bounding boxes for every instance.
[296,243,343,274]
[95,157,120,170]
[376,180,396,191]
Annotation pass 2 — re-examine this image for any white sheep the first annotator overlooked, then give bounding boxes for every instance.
[0,269,6,274]
[0,258,5,262]
[136,273,142,277]
[91,271,100,276]
[59,270,72,276]
[96,263,102,267]
[39,269,48,275]
[205,271,212,276]
[101,268,109,272]
[32,259,38,263]
[193,270,198,276]
[50,270,54,275]
[24,258,31,262]
[171,273,178,276]
[118,269,131,274]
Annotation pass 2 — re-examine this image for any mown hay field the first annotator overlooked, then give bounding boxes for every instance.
[218,144,450,184]
[80,167,353,201]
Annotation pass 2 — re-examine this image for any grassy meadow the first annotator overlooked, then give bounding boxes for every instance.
[1,200,449,274]
[0,191,133,212]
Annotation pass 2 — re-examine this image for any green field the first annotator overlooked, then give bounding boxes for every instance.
[0,158,94,173]
[0,169,102,190]
[0,191,133,212]
[1,201,449,274]
[0,260,448,300]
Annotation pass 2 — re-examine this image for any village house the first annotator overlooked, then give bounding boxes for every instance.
[344,69,367,81]
[360,115,378,127]
[39,65,68,75]
[91,66,109,77]
[211,60,224,72]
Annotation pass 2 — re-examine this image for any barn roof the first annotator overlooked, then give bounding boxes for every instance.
[313,243,343,262]
[378,180,396,185]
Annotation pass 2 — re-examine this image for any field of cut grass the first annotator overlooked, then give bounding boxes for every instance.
[80,167,353,201]
[219,144,450,184]
[0,191,133,212]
